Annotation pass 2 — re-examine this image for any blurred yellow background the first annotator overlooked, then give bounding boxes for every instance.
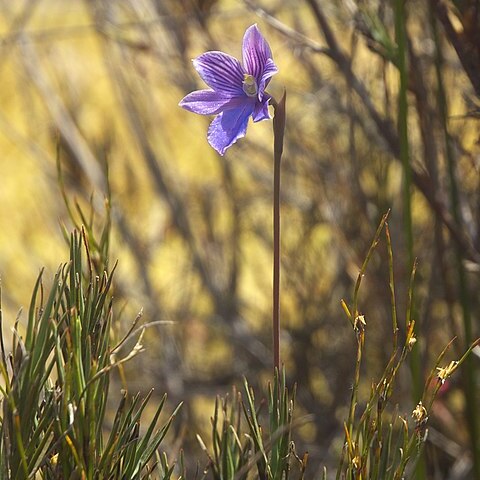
[0,0,479,475]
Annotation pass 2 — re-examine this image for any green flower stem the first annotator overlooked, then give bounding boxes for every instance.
[271,91,287,371]
[394,0,419,392]
[394,2,425,477]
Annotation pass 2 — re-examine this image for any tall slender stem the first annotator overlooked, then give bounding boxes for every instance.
[395,0,423,398]
[394,2,425,477]
[271,91,286,371]
[273,146,281,371]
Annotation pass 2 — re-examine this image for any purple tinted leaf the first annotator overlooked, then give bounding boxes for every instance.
[273,90,286,161]
[193,52,245,95]
[207,101,255,155]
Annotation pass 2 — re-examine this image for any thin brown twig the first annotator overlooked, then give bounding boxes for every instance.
[304,0,480,265]
[243,0,329,55]
[18,37,107,195]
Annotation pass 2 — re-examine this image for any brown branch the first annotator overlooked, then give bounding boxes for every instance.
[19,37,107,195]
[304,0,480,264]
[431,0,480,97]
[243,0,329,55]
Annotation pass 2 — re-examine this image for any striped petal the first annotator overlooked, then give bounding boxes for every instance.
[242,24,278,85]
[258,58,278,98]
[252,95,271,122]
[193,52,245,95]
[179,89,245,115]
[207,100,255,155]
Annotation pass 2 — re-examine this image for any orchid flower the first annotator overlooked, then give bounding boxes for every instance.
[179,24,278,155]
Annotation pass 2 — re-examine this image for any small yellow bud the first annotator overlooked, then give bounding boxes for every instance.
[436,360,458,384]
[354,315,366,333]
[412,401,428,437]
[412,401,428,426]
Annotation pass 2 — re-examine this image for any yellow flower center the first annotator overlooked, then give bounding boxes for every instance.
[242,74,258,97]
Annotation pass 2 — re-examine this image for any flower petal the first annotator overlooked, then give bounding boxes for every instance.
[179,90,245,115]
[258,58,278,97]
[242,24,277,83]
[193,52,245,95]
[252,96,271,122]
[207,101,255,155]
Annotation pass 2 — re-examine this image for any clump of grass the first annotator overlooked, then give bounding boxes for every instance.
[334,214,479,479]
[1,203,476,479]
[0,228,180,479]
[194,213,478,480]
[197,369,305,480]
[196,389,250,480]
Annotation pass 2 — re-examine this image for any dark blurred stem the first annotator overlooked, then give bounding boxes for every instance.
[395,0,416,378]
[429,7,480,477]
[394,2,425,476]
[271,92,286,372]
[273,140,280,372]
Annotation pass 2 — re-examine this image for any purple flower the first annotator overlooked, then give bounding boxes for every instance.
[179,24,278,155]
